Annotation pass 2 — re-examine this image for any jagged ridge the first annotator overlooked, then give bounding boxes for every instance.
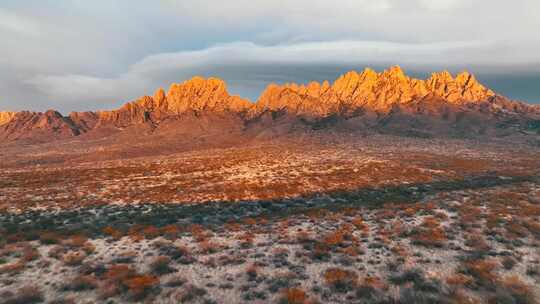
[250,66,496,118]
[1,66,538,142]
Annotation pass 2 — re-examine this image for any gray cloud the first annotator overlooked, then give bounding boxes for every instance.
[0,0,539,112]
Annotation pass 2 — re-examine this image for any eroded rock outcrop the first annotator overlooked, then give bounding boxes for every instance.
[251,66,496,118]
[94,77,251,127]
[0,111,16,126]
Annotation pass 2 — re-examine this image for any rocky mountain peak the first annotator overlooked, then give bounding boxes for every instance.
[253,67,498,117]
[0,111,16,125]
[153,88,166,107]
[91,76,253,128]
[164,76,250,114]
[3,68,529,143]
[382,65,407,80]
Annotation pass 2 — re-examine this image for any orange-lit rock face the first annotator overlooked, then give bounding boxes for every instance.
[95,77,252,127]
[1,69,533,143]
[252,66,496,117]
[0,111,16,125]
[165,77,251,113]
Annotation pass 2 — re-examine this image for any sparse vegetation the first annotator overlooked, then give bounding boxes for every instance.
[1,139,539,303]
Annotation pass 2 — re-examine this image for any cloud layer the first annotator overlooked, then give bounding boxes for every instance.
[1,0,539,112]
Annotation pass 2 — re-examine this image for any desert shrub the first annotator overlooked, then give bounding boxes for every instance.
[160,224,181,240]
[127,228,144,242]
[238,231,255,248]
[295,231,312,244]
[267,272,297,293]
[175,284,207,302]
[505,221,529,239]
[62,275,98,291]
[165,276,186,287]
[103,264,135,283]
[310,243,331,261]
[189,224,211,242]
[410,227,447,247]
[142,225,160,239]
[61,235,95,255]
[526,265,539,277]
[99,264,159,300]
[123,274,160,301]
[447,289,481,304]
[62,251,87,266]
[47,245,66,259]
[323,268,357,292]
[102,226,122,239]
[523,219,540,237]
[355,276,388,301]
[224,221,242,232]
[246,263,259,281]
[198,240,221,254]
[389,269,425,286]
[460,259,499,289]
[243,289,268,301]
[389,269,441,294]
[323,230,345,247]
[490,275,536,304]
[410,217,447,248]
[243,217,257,226]
[446,273,473,288]
[279,288,308,304]
[150,256,174,275]
[80,241,95,254]
[39,232,60,245]
[390,245,408,257]
[464,233,491,253]
[156,242,192,263]
[501,256,517,270]
[112,251,137,264]
[63,235,88,248]
[339,245,363,257]
[351,216,369,232]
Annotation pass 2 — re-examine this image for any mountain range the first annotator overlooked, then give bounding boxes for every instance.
[1,66,539,144]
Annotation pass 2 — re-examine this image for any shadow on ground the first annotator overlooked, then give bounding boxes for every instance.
[1,172,538,240]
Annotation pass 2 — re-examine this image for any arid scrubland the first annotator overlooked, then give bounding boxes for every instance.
[1,136,539,303]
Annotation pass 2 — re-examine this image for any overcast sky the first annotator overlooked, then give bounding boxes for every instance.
[1,0,539,112]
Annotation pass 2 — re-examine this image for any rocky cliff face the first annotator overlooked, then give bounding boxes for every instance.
[0,112,16,126]
[1,68,538,143]
[250,66,496,118]
[95,77,251,127]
